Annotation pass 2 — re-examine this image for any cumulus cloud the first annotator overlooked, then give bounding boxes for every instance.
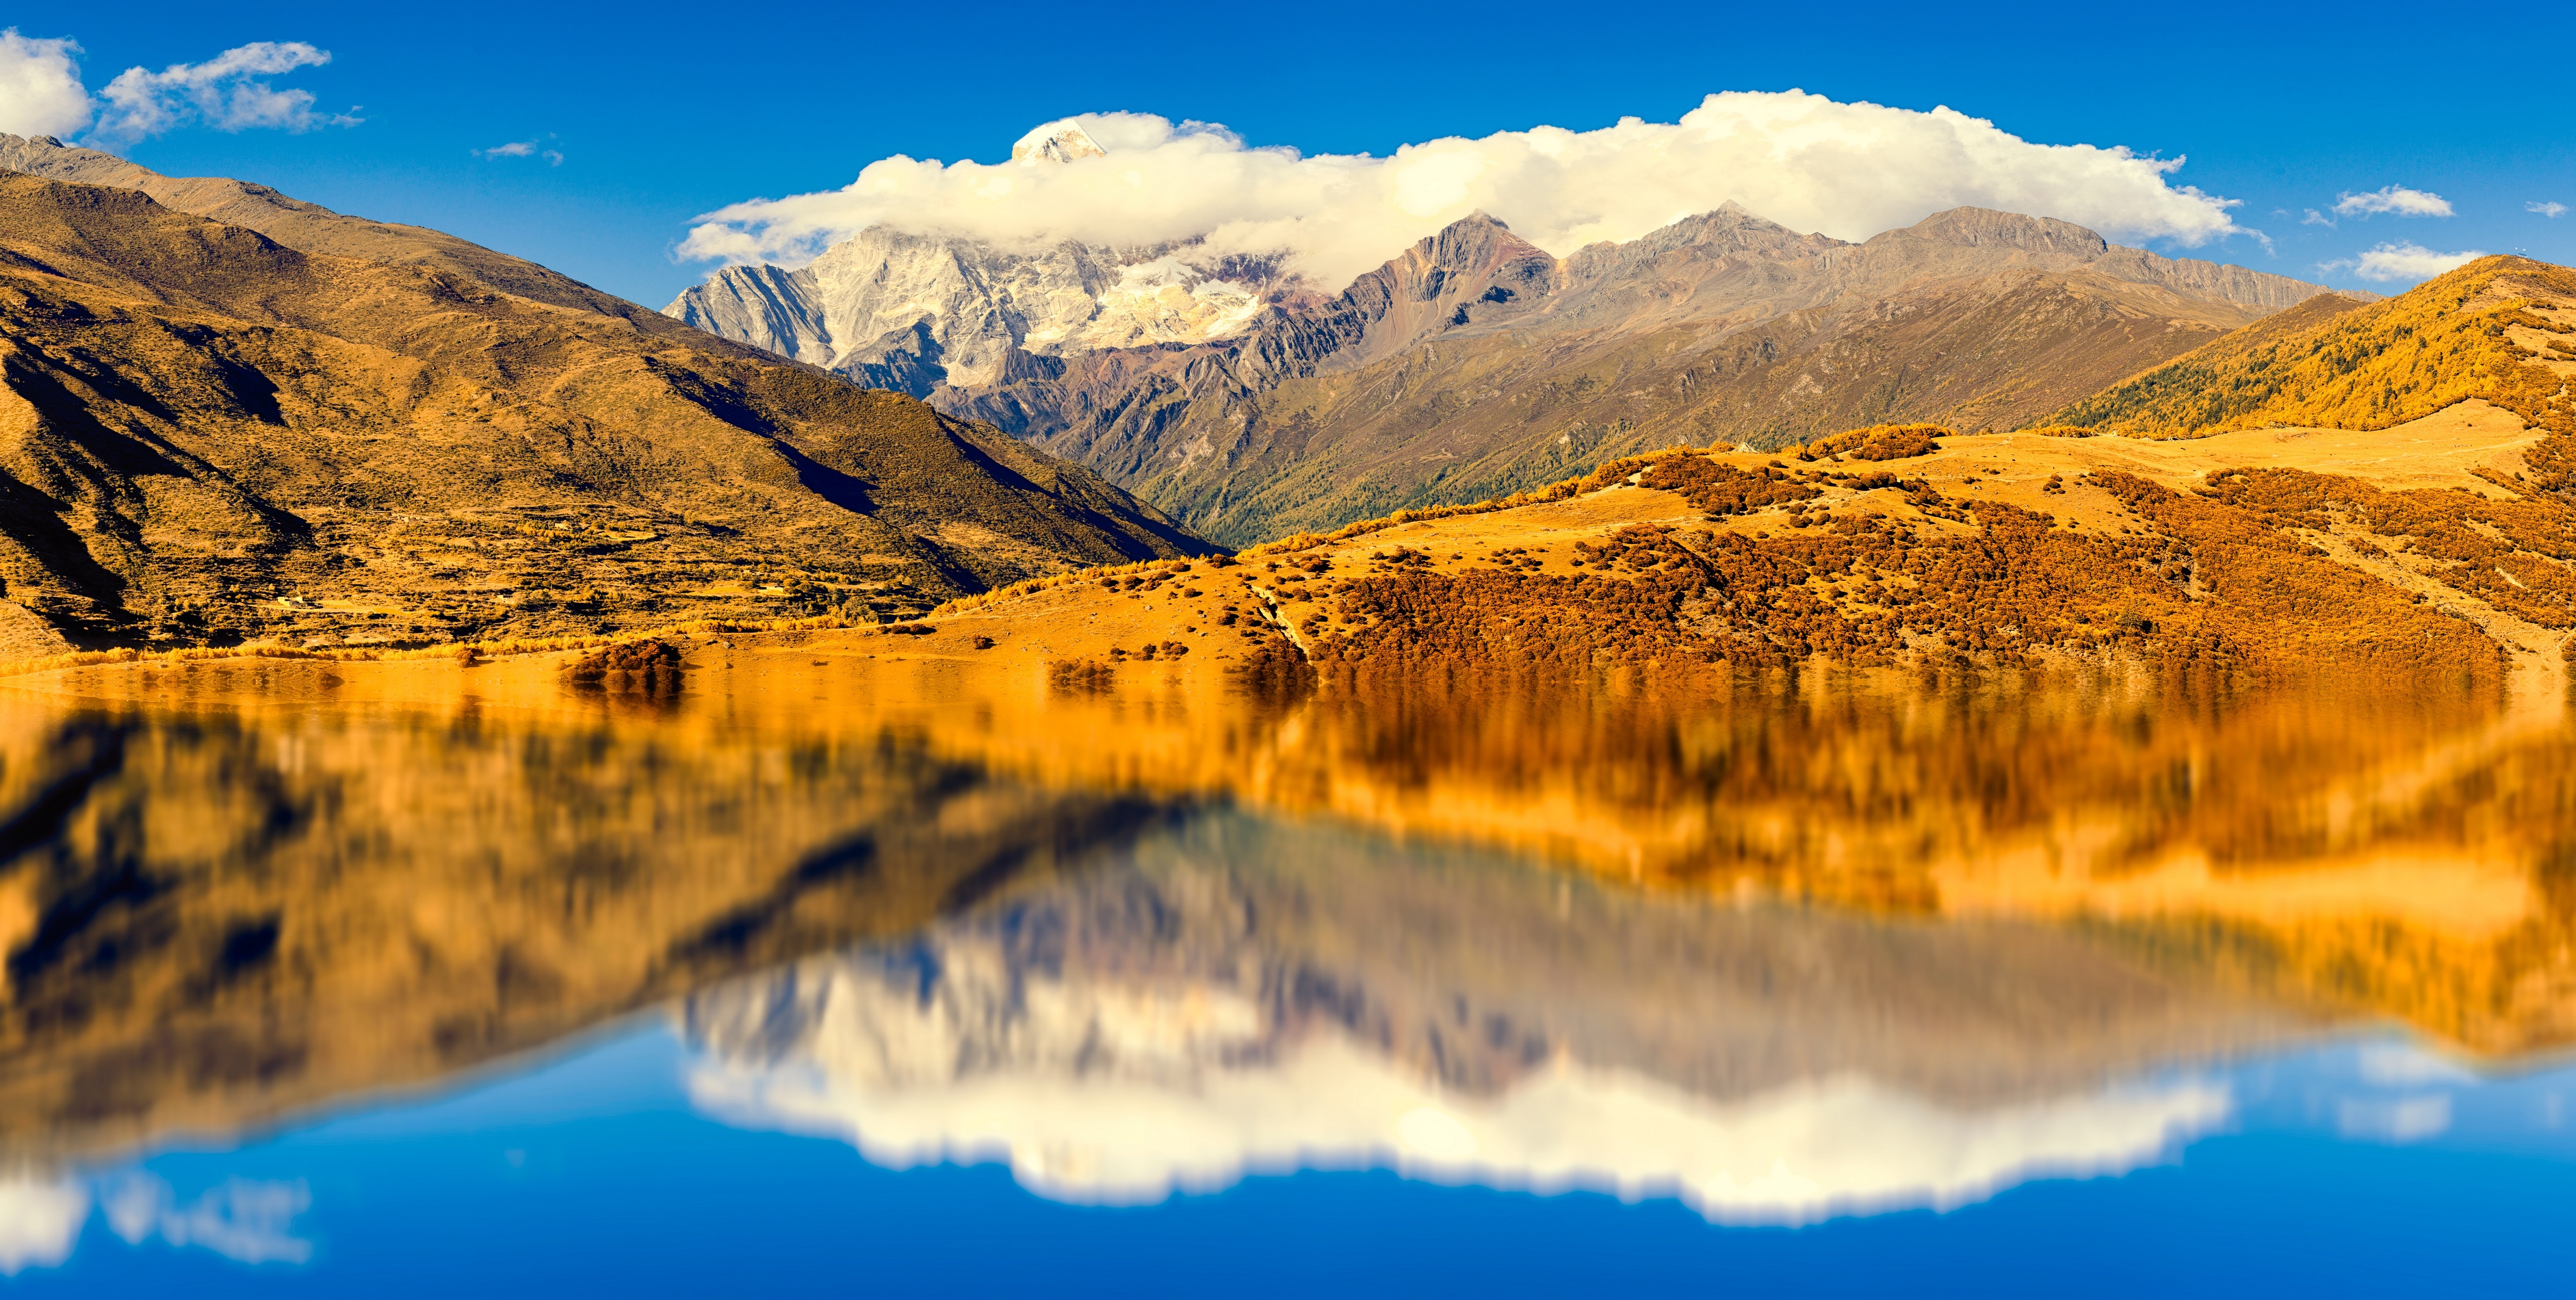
[2332,185,2454,219]
[2323,241,2488,284]
[680,91,2257,288]
[2531,201,2568,219]
[91,41,357,142]
[475,136,562,166]
[0,30,89,137]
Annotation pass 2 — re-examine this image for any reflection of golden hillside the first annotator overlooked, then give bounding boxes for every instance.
[9,644,2576,1168]
[0,660,1166,1163]
[459,645,2576,1056]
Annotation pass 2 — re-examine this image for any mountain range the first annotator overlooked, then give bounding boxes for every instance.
[670,138,2346,544]
[0,133,1205,655]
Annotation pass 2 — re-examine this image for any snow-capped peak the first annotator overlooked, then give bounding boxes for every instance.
[1012,121,1108,166]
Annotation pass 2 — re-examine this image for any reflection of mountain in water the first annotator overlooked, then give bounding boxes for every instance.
[685,813,2270,1220]
[0,665,1176,1164]
[10,649,2576,1189]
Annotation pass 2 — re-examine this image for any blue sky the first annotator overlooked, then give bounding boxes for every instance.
[4,0,2570,308]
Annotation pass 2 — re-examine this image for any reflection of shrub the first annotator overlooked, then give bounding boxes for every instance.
[1047,658,1113,694]
[562,639,683,695]
[1229,629,1315,703]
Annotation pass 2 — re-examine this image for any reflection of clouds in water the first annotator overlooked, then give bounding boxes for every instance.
[0,1178,88,1274]
[2354,1043,2477,1088]
[2337,1095,2454,1144]
[2332,1045,2465,1143]
[103,1173,314,1264]
[684,964,2232,1224]
[0,1172,313,1275]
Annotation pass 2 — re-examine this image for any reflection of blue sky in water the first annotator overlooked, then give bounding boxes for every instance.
[5,1026,2576,1291]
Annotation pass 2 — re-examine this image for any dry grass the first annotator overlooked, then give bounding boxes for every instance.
[2055,257,2576,441]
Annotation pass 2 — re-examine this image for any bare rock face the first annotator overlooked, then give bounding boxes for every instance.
[665,123,1290,395]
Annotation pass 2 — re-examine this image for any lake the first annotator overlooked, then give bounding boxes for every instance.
[3,646,2572,1296]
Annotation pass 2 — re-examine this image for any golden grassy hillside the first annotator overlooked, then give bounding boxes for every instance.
[922,431,2536,693]
[2050,256,2576,441]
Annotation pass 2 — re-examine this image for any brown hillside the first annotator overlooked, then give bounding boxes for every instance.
[0,132,687,332]
[0,172,1209,653]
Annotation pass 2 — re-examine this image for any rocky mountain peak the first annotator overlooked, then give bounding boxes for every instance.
[1012,121,1109,165]
[1877,207,2111,260]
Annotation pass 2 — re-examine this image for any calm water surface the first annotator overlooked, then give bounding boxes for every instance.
[2,651,2573,1295]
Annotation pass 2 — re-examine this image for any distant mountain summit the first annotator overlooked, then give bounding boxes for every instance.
[667,122,1287,391]
[667,140,2344,542]
[1010,120,1109,163]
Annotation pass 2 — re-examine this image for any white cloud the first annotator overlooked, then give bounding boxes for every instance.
[680,91,2257,288]
[2323,241,2488,284]
[475,137,562,166]
[91,41,356,142]
[0,1178,88,1275]
[2302,208,2335,228]
[0,30,89,137]
[2333,185,2454,219]
[2531,201,2569,219]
